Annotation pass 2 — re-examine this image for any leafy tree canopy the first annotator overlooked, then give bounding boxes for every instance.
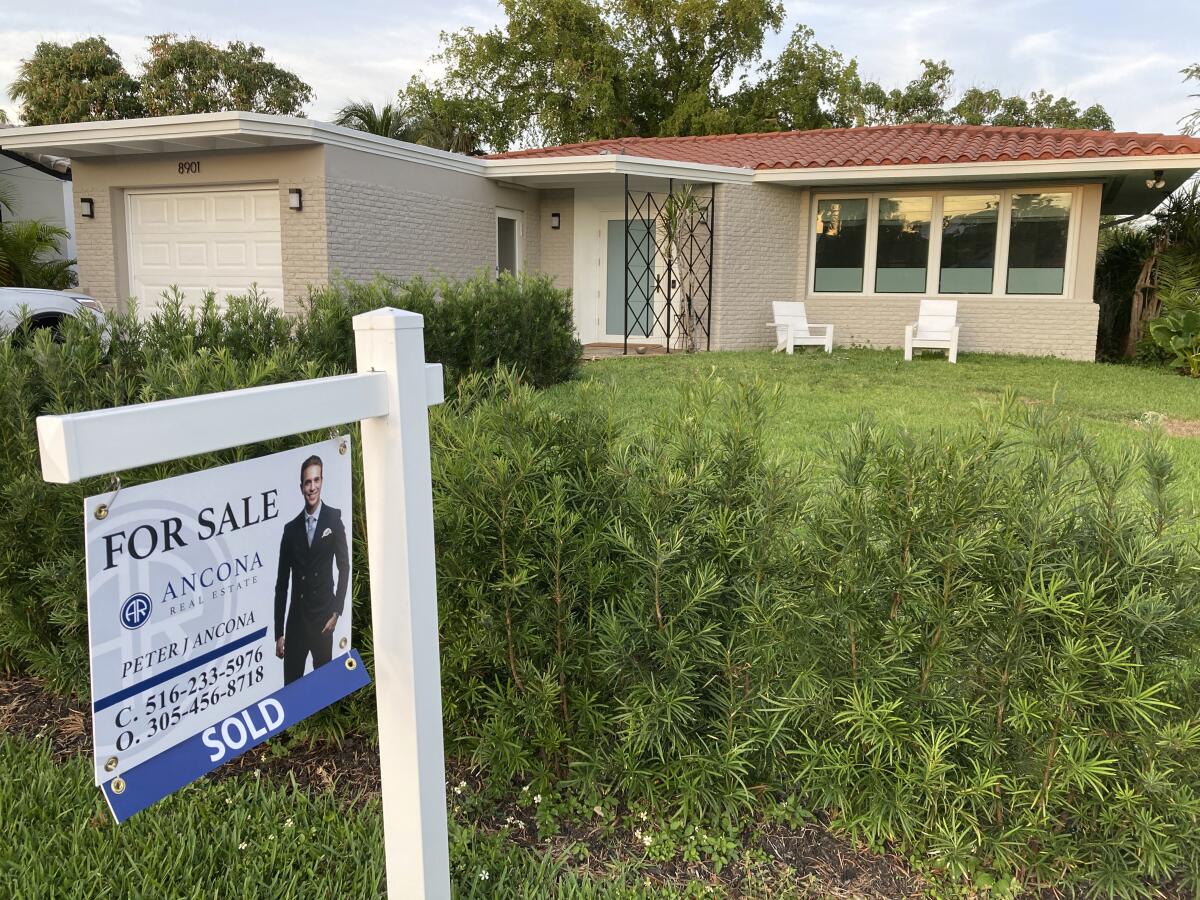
[9,37,142,126]
[406,0,1116,151]
[7,35,311,125]
[139,34,312,116]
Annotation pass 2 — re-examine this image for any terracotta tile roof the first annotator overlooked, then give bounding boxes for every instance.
[485,124,1200,170]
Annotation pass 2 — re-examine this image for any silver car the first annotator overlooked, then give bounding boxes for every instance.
[0,287,107,336]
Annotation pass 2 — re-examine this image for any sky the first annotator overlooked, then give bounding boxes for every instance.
[1,0,1196,138]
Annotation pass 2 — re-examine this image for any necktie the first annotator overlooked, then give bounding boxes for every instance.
[306,515,316,546]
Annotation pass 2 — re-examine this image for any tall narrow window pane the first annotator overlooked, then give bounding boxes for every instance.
[875,196,931,292]
[1007,192,1071,294]
[939,194,999,293]
[814,199,867,292]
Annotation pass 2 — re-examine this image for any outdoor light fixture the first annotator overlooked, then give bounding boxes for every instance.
[80,197,95,219]
[1145,170,1167,190]
[288,188,303,210]
[550,212,561,229]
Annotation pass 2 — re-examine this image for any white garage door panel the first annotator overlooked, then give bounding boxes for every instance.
[128,187,284,310]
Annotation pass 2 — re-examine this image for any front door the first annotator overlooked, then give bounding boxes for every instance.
[605,219,656,340]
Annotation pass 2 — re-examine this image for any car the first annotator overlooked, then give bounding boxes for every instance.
[0,287,107,337]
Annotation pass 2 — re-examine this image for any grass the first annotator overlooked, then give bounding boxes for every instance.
[559,349,1200,498]
[0,737,730,899]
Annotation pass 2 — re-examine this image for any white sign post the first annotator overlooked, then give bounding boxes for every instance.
[37,307,451,899]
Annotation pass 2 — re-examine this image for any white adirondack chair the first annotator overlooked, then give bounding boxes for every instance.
[905,299,961,363]
[772,301,833,354]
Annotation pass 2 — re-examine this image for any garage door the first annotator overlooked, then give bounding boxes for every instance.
[127,187,284,310]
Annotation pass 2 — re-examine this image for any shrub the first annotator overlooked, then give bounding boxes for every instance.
[298,272,581,387]
[431,375,1200,893]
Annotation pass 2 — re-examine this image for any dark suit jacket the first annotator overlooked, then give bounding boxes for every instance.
[274,503,350,640]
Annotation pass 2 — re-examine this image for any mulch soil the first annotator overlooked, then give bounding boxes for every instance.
[0,672,926,897]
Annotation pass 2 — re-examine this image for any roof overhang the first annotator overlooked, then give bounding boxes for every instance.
[752,154,1200,215]
[481,154,754,186]
[0,111,487,176]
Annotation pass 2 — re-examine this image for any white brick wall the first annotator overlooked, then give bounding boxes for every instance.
[72,187,118,309]
[280,178,329,315]
[803,297,1099,361]
[324,176,496,283]
[537,189,574,290]
[711,183,805,350]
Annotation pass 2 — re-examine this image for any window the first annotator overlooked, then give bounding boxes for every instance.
[814,198,867,292]
[875,196,931,293]
[1007,192,1071,294]
[808,187,1077,298]
[939,194,999,294]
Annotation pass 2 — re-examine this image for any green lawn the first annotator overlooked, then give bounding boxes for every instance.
[561,349,1200,498]
[0,738,677,899]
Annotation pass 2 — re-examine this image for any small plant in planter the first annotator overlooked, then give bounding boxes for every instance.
[1149,309,1200,377]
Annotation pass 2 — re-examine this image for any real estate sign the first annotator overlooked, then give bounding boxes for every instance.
[84,436,369,820]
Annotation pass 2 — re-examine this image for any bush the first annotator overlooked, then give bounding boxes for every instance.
[431,374,1200,893]
[298,272,581,387]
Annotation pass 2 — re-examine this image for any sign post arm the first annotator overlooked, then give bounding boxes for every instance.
[353,308,450,898]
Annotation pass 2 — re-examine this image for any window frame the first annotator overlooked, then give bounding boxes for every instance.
[806,185,1081,299]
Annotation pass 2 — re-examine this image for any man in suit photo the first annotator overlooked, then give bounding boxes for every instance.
[274,454,350,685]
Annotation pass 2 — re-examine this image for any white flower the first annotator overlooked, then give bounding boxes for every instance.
[521,784,529,793]
[284,818,294,829]
[452,784,463,796]
[639,810,648,822]
[533,794,542,805]
[238,841,248,851]
[479,870,490,881]
[641,833,653,847]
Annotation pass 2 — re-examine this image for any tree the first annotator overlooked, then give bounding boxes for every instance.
[400,80,489,154]
[413,1,1116,151]
[333,100,416,141]
[424,0,783,150]
[946,87,1113,130]
[139,35,312,116]
[9,37,143,126]
[1182,63,1200,135]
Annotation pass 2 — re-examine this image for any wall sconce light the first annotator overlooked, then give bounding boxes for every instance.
[288,188,303,211]
[550,212,561,230]
[80,197,95,219]
[1145,170,1166,190]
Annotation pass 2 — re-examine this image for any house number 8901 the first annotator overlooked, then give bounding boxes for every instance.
[178,161,201,174]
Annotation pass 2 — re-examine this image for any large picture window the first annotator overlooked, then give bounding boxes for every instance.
[808,187,1077,298]
[876,196,931,293]
[814,198,867,292]
[1007,192,1071,294]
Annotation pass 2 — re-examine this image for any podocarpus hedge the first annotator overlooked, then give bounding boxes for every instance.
[3,296,1199,894]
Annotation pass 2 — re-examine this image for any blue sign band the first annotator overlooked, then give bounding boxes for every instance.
[93,627,269,713]
[101,650,371,823]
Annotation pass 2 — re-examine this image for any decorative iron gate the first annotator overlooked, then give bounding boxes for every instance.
[623,175,715,353]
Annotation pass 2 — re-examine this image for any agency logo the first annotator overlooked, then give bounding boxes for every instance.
[120,592,153,630]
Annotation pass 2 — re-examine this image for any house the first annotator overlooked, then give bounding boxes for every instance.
[3,112,1199,361]
[0,125,75,262]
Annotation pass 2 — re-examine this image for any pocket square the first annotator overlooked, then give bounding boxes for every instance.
[321,527,332,538]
